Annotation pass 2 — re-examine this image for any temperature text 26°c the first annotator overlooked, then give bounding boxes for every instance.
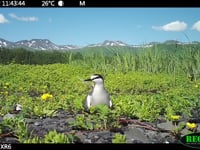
[42,1,55,6]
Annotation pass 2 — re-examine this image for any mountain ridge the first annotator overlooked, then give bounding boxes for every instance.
[0,38,80,51]
[0,38,199,51]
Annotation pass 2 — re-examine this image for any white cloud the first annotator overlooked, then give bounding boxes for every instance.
[9,13,38,22]
[0,14,9,24]
[152,21,187,31]
[192,20,200,32]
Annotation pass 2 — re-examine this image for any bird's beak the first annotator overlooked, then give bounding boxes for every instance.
[84,78,92,82]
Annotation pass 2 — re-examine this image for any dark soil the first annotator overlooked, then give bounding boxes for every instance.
[0,109,199,144]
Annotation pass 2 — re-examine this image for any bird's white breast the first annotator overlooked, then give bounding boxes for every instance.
[91,85,110,105]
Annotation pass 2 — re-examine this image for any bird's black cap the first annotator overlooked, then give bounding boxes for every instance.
[84,74,104,81]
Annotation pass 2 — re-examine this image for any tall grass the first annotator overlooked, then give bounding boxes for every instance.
[68,44,200,77]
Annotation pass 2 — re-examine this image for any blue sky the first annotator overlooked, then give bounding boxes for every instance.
[0,8,200,46]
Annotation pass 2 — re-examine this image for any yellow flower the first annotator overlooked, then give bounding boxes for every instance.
[20,96,25,100]
[186,122,197,129]
[41,93,53,101]
[171,115,180,120]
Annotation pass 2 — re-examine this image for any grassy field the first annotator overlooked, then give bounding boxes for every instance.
[0,43,200,143]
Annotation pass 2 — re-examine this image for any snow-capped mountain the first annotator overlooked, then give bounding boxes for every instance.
[0,38,16,48]
[1,38,198,50]
[87,40,129,47]
[102,40,129,46]
[0,38,79,50]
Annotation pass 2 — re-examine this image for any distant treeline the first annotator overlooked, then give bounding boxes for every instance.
[0,48,83,64]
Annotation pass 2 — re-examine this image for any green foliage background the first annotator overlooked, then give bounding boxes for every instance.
[0,43,200,143]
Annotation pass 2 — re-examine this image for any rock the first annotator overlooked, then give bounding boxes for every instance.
[97,131,113,143]
[197,123,200,131]
[55,109,73,118]
[3,114,15,120]
[65,117,76,123]
[57,126,71,133]
[145,130,161,143]
[98,131,111,138]
[191,109,200,121]
[96,138,107,143]
[42,117,57,125]
[161,133,177,143]
[34,121,42,126]
[157,121,175,131]
[181,128,189,135]
[74,132,87,143]
[0,137,19,143]
[0,116,3,122]
[124,126,150,143]
[25,118,35,124]
[0,109,186,143]
[84,139,92,143]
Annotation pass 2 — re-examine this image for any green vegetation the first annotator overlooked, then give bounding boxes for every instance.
[43,130,75,143]
[0,43,200,143]
[112,133,126,143]
[0,117,30,143]
[69,105,120,130]
[0,117,76,143]
[1,43,200,77]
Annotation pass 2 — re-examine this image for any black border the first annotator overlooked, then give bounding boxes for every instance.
[0,0,199,149]
[9,143,194,150]
[0,0,199,7]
